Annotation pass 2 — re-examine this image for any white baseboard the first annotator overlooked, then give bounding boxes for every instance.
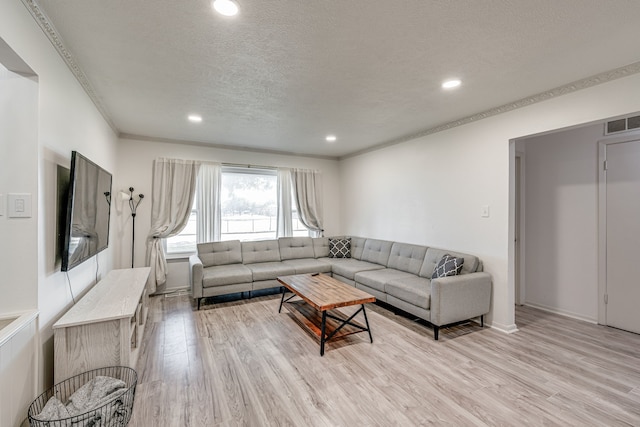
[488,321,519,334]
[155,286,190,296]
[523,302,598,324]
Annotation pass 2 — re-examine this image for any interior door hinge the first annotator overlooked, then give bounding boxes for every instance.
[603,160,608,171]
[604,294,608,304]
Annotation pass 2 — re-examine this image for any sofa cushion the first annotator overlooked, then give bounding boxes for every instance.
[329,237,351,258]
[354,268,417,293]
[324,258,384,280]
[386,276,431,310]
[350,237,367,260]
[312,237,330,258]
[361,239,393,266]
[241,240,281,264]
[431,254,464,279]
[202,264,252,288]
[246,262,295,281]
[278,237,315,260]
[282,258,332,274]
[387,243,428,275]
[420,248,479,278]
[198,240,242,268]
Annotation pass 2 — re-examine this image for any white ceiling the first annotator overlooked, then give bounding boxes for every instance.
[32,0,640,158]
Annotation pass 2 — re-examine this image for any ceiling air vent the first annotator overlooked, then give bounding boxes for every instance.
[605,114,640,135]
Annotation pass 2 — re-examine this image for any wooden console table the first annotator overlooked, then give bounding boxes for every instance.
[53,267,151,383]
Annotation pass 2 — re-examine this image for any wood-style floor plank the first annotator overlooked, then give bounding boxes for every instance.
[129,293,640,426]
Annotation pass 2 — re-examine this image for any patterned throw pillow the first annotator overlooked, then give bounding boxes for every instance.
[431,254,464,279]
[329,237,351,258]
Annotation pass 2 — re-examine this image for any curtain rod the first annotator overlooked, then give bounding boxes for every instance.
[222,162,278,170]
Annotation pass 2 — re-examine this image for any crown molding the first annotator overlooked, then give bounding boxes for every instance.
[119,133,339,161]
[21,0,118,133]
[341,61,640,160]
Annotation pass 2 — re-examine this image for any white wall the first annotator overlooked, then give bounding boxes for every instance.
[0,0,118,396]
[340,72,640,333]
[114,137,341,292]
[0,63,38,315]
[520,124,603,322]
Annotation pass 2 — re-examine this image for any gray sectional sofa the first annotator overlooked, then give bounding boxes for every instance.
[189,236,491,339]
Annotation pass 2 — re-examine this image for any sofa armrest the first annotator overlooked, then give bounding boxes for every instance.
[430,272,492,326]
[189,254,204,299]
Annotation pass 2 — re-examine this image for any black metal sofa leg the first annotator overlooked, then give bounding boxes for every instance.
[197,298,202,310]
[480,315,484,327]
[433,325,439,340]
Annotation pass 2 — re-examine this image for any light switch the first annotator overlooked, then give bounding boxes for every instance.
[8,193,32,218]
[481,205,490,218]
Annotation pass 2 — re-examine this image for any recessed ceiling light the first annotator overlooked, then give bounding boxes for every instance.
[188,114,203,123]
[213,0,239,16]
[325,135,337,142]
[442,79,461,89]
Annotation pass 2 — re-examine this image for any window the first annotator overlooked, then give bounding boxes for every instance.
[164,166,311,255]
[220,167,278,241]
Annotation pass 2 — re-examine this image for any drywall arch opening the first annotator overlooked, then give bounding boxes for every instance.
[509,113,640,326]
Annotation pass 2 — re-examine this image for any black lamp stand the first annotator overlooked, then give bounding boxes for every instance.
[124,187,144,268]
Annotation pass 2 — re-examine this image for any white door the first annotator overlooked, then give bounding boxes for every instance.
[606,140,640,334]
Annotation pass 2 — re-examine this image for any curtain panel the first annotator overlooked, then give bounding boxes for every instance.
[276,168,293,237]
[146,158,200,292]
[196,163,222,243]
[291,168,324,237]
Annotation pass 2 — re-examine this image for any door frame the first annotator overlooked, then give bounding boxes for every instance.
[597,133,640,325]
[514,151,526,305]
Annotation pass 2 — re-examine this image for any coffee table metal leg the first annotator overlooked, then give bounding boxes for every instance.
[278,287,286,313]
[320,311,327,356]
[362,305,373,343]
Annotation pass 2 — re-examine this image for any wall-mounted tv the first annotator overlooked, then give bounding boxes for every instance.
[61,151,113,271]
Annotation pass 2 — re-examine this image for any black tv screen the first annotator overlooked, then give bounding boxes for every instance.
[61,151,113,271]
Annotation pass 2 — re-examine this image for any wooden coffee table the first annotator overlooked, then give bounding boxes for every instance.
[277,273,376,356]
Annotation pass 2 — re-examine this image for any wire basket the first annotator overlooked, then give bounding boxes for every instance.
[28,366,137,427]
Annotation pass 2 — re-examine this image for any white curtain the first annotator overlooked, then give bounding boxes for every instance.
[146,158,200,292]
[276,168,293,237]
[196,163,221,243]
[291,168,324,237]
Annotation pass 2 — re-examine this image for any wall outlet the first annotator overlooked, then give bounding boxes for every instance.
[481,205,490,218]
[8,193,32,218]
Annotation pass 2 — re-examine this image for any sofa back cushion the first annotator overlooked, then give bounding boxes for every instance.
[312,237,330,258]
[350,237,367,260]
[361,239,393,266]
[387,243,428,275]
[278,237,315,260]
[241,240,281,264]
[198,240,243,268]
[420,248,479,278]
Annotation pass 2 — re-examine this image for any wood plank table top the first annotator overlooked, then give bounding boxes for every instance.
[277,273,376,311]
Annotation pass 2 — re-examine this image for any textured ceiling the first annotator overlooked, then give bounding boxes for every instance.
[32,0,640,158]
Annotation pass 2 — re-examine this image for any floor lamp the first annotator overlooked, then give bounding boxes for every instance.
[121,187,144,268]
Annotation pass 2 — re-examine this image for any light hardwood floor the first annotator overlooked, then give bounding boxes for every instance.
[129,292,640,426]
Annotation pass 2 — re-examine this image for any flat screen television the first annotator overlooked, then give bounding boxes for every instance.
[61,151,113,271]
